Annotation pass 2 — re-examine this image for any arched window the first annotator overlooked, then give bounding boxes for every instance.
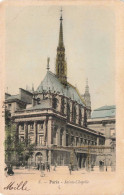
[72,104,76,123]
[79,108,82,125]
[83,108,87,127]
[61,97,65,114]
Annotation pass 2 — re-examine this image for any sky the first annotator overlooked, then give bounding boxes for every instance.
[5,5,115,110]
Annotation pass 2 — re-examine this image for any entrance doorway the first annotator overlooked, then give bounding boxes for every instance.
[35,152,43,166]
[77,153,87,168]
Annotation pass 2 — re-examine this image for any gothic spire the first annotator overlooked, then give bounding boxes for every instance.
[59,8,64,46]
[84,78,91,119]
[56,8,67,85]
[85,78,89,93]
[47,57,50,71]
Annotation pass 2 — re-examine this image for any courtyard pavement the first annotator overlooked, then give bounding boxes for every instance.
[3,166,121,195]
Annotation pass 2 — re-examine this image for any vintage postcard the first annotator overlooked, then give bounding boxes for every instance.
[0,0,124,194]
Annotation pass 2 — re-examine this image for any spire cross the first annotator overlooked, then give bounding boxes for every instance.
[60,7,63,21]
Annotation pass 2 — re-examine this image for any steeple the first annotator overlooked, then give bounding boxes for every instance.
[83,78,91,119]
[59,9,64,47]
[56,8,67,85]
[85,78,89,93]
[47,57,50,71]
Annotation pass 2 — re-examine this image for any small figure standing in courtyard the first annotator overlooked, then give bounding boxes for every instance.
[53,162,57,171]
[91,163,94,171]
[47,163,50,172]
[37,164,40,170]
[40,163,45,177]
[68,163,72,175]
[4,165,8,177]
[7,164,14,176]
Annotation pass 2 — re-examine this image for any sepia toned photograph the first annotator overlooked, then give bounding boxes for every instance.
[1,1,124,195]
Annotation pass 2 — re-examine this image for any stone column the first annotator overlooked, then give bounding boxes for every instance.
[57,128,60,146]
[48,150,51,164]
[76,105,79,124]
[80,138,82,146]
[70,102,73,122]
[44,118,48,146]
[62,129,66,146]
[86,139,88,145]
[18,124,21,134]
[68,133,71,146]
[105,124,111,138]
[105,124,111,146]
[77,156,80,168]
[15,123,19,145]
[97,137,99,145]
[64,98,67,115]
[25,122,28,146]
[74,137,76,146]
[34,121,37,146]
[47,118,52,146]
[77,137,80,146]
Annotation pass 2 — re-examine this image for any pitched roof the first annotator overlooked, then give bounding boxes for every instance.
[91,105,116,119]
[37,71,85,105]
[5,94,20,101]
[94,105,116,111]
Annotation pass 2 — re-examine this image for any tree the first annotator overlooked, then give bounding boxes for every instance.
[5,109,16,165]
[5,109,35,166]
[16,140,35,166]
[24,142,35,166]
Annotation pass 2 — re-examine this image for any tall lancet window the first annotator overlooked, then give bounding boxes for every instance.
[52,97,58,110]
[61,97,65,114]
[79,107,82,126]
[67,101,70,121]
[60,130,63,146]
[72,104,76,124]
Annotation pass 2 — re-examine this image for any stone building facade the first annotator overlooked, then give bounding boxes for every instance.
[5,11,105,169]
[88,105,116,168]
